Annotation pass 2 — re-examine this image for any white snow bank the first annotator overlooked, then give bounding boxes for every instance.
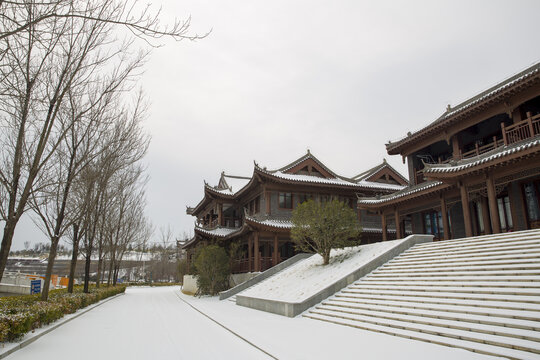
[241,239,406,302]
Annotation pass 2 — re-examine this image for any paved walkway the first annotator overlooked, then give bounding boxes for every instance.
[6,287,270,360]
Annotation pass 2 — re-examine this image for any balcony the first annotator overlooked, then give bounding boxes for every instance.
[414,112,540,184]
[502,112,540,145]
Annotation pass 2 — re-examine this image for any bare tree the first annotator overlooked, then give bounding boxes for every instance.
[0,0,203,284]
[0,0,207,42]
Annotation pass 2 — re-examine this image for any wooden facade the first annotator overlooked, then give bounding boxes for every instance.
[184,152,408,273]
[358,62,540,241]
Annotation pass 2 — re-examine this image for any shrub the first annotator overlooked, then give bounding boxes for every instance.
[291,199,361,265]
[177,259,189,285]
[194,245,230,296]
[0,285,126,342]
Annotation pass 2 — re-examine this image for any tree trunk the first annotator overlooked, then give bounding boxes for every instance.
[41,235,60,300]
[83,245,92,293]
[68,224,80,293]
[323,250,330,265]
[0,221,17,282]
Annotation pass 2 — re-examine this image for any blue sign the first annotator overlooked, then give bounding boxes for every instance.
[30,280,41,294]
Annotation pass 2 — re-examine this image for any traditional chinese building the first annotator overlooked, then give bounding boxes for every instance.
[184,151,408,273]
[358,62,540,241]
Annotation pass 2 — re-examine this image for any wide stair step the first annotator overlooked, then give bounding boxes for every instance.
[304,229,540,360]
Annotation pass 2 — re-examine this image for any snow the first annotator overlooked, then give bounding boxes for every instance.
[240,239,408,303]
[358,180,444,204]
[5,287,269,360]
[1,286,504,359]
[266,170,406,191]
[194,225,241,237]
[245,216,292,229]
[177,290,499,360]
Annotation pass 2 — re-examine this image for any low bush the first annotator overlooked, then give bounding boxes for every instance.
[125,282,182,287]
[0,285,126,342]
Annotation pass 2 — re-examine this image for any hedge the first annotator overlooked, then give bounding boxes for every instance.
[0,285,126,342]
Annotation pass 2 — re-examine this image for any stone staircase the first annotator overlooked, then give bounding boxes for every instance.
[303,229,540,360]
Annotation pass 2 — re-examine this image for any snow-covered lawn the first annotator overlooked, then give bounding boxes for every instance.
[241,239,406,302]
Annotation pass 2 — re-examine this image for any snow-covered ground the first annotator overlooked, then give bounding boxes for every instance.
[5,287,268,360]
[3,286,500,360]
[179,290,500,360]
[241,239,406,302]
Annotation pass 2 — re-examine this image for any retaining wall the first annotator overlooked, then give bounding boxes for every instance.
[236,234,434,317]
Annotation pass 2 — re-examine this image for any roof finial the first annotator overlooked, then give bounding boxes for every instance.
[383,158,387,163]
[447,104,452,111]
[307,148,311,155]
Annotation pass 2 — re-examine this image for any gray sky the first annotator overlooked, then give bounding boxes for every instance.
[12,0,540,249]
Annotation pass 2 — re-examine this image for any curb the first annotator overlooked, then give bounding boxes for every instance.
[174,292,277,360]
[0,292,125,359]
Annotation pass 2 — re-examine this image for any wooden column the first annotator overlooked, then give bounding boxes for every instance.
[481,197,491,234]
[265,191,271,215]
[217,203,223,226]
[254,232,260,272]
[460,183,473,237]
[507,183,519,231]
[381,213,387,241]
[452,136,461,160]
[486,174,501,234]
[248,235,253,272]
[440,196,450,240]
[273,234,279,266]
[394,209,402,239]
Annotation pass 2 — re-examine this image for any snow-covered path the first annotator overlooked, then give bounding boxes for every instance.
[6,287,270,360]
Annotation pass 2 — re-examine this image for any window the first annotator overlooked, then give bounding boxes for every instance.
[523,182,540,223]
[279,193,293,209]
[298,193,312,204]
[319,195,331,204]
[497,194,513,231]
[423,210,444,239]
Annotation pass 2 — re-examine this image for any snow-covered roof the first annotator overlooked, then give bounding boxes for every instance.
[423,138,540,174]
[356,180,406,191]
[357,181,445,205]
[194,224,242,238]
[387,61,540,153]
[245,215,293,229]
[352,159,409,184]
[275,150,340,178]
[257,166,406,191]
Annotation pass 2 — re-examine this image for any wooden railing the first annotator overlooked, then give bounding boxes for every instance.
[460,137,505,159]
[502,112,540,145]
[232,256,277,273]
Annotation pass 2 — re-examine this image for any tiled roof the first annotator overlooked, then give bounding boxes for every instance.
[387,62,540,153]
[275,150,340,178]
[245,215,293,229]
[257,166,406,191]
[423,137,540,174]
[194,224,242,238]
[353,160,409,186]
[357,181,445,205]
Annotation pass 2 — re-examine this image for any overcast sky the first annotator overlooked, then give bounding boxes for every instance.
[11,0,540,250]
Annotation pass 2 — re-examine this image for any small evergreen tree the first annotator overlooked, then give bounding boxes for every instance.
[194,245,230,295]
[291,199,361,265]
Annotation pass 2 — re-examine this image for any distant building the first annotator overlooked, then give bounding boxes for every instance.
[184,151,407,273]
[358,62,540,240]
